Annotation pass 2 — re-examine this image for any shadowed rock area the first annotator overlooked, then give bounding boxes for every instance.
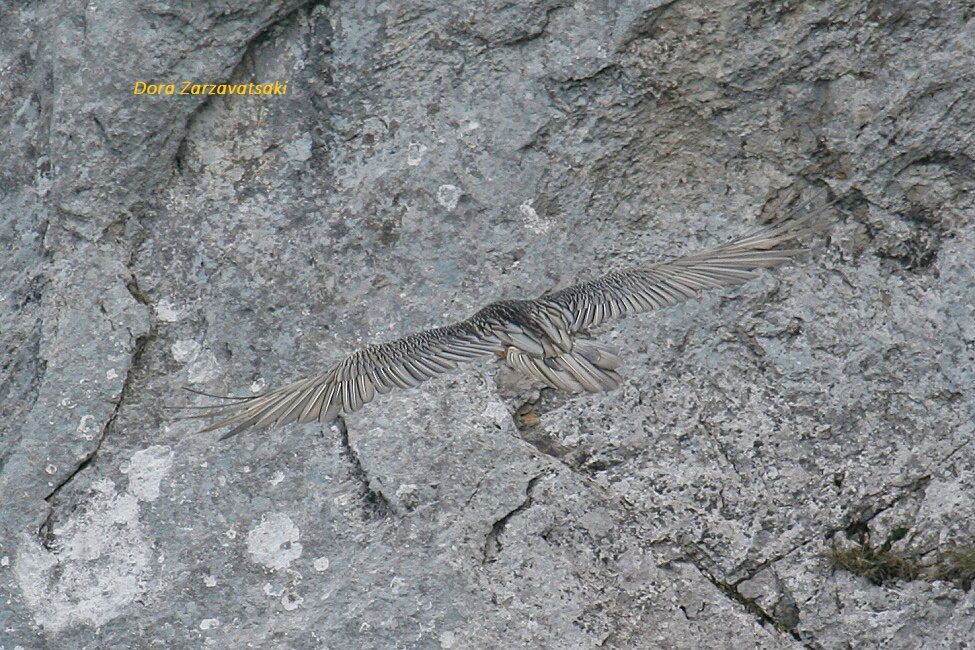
[2,1,973,647]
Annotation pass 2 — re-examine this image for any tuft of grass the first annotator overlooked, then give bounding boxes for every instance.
[887,526,910,543]
[826,545,921,585]
[828,543,975,591]
[935,548,975,590]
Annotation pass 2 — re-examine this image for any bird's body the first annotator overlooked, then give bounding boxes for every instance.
[185,214,819,439]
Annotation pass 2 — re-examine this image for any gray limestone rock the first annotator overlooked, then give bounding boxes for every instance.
[2,0,973,647]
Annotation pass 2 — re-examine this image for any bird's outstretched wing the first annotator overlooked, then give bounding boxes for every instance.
[539,216,814,332]
[190,322,505,440]
[184,216,816,439]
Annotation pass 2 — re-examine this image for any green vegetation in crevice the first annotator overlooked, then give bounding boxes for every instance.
[827,542,975,590]
[826,545,920,585]
[934,548,975,590]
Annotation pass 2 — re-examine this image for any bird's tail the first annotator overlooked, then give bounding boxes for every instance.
[505,340,622,393]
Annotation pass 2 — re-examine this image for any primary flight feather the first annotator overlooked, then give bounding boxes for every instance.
[185,215,817,440]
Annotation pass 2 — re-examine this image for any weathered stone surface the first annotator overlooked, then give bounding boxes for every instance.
[2,0,973,647]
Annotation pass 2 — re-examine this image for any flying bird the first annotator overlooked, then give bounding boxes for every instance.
[184,215,818,440]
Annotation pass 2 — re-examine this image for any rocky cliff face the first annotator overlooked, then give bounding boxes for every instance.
[2,1,973,647]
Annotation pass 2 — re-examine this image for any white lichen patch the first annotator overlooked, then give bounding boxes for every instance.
[246,513,303,570]
[283,134,313,162]
[436,184,462,211]
[481,398,511,428]
[75,414,97,440]
[154,300,180,323]
[14,479,152,633]
[440,630,458,649]
[407,141,427,166]
[281,591,303,611]
[121,445,174,502]
[313,556,330,572]
[395,483,418,498]
[172,339,201,363]
[187,349,220,384]
[520,200,552,234]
